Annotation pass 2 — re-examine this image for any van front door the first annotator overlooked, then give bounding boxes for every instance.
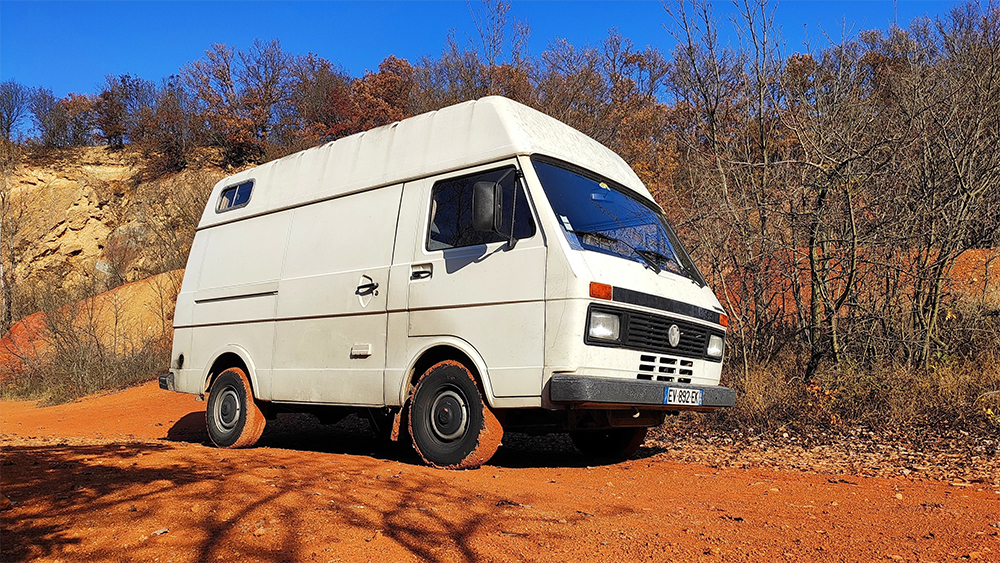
[404,160,546,398]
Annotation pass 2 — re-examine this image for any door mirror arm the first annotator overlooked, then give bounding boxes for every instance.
[506,173,521,250]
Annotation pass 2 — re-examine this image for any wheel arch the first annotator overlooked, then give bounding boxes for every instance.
[202,345,261,399]
[400,338,496,407]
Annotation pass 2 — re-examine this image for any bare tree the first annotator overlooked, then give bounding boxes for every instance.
[30,88,70,147]
[889,6,1000,364]
[468,0,528,95]
[184,39,290,166]
[665,0,794,378]
[276,54,354,149]
[0,81,30,142]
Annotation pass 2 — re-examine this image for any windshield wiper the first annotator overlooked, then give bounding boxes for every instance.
[640,247,701,285]
[630,248,662,274]
[636,248,675,273]
[566,229,661,274]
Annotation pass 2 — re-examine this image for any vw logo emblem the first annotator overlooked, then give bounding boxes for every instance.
[668,324,680,347]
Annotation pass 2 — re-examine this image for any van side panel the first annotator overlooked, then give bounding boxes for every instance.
[172,231,209,329]
[190,212,290,327]
[270,185,403,406]
[191,325,276,398]
[169,327,196,393]
[171,230,208,395]
[408,302,544,397]
[194,212,290,305]
[171,211,289,398]
[383,180,423,405]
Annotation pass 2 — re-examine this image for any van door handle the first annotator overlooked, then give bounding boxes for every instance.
[410,270,431,280]
[355,281,379,296]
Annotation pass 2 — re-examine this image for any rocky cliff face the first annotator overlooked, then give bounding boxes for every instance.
[4,147,224,301]
[12,155,117,289]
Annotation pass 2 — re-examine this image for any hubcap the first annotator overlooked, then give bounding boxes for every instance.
[430,389,468,441]
[214,386,241,432]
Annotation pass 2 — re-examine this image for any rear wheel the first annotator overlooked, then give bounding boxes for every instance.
[206,367,266,448]
[570,427,648,460]
[408,360,502,469]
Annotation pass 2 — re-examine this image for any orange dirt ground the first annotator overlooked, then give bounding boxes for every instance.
[2,382,998,563]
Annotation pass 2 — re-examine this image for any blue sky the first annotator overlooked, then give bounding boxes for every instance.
[0,1,965,97]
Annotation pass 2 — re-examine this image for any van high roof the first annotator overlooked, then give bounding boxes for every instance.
[199,96,651,230]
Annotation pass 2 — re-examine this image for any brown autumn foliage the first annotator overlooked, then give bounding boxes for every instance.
[280,54,354,150]
[348,55,415,134]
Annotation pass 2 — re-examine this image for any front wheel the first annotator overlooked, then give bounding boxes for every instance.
[206,367,267,448]
[408,360,502,469]
[570,427,648,460]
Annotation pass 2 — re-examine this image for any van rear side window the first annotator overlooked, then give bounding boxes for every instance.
[217,181,254,212]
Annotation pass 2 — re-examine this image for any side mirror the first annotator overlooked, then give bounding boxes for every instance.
[473,181,499,232]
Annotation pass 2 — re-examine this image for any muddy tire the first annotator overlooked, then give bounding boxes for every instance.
[206,367,267,448]
[570,427,648,460]
[408,360,502,469]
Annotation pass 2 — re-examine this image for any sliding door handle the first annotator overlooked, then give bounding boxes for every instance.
[355,281,379,296]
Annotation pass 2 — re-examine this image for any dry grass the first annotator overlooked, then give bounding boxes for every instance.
[5,338,169,405]
[1,273,180,405]
[705,351,1000,434]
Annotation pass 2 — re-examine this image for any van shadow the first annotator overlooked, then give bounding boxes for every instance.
[165,412,414,460]
[164,413,634,469]
[165,411,209,443]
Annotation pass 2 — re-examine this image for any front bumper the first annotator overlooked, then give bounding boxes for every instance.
[549,374,735,411]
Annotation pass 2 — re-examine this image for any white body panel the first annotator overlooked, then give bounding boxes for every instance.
[401,161,546,399]
[169,97,727,414]
[269,184,403,405]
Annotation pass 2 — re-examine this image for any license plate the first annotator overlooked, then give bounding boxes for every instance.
[664,387,703,406]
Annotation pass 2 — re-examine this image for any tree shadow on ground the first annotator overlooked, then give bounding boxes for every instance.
[1,441,609,563]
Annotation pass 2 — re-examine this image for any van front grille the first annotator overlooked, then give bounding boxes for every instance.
[624,311,713,360]
[638,353,692,383]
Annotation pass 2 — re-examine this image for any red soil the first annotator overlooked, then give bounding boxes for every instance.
[0,311,47,377]
[2,382,998,563]
[715,247,1000,326]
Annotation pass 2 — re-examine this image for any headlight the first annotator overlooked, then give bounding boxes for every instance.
[706,334,724,357]
[588,311,621,340]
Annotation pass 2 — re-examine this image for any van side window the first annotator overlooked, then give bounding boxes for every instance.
[217,181,254,212]
[427,167,535,251]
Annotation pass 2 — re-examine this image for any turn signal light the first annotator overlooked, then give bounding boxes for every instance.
[590,282,613,300]
[719,314,729,327]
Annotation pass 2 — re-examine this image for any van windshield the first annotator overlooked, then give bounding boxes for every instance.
[532,157,705,286]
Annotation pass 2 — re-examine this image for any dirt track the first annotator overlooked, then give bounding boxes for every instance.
[2,383,998,563]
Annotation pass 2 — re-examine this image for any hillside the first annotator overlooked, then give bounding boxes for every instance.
[0,144,997,431]
[0,146,223,402]
[0,269,182,381]
[3,147,224,299]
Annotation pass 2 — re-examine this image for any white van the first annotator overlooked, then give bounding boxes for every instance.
[160,96,734,469]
